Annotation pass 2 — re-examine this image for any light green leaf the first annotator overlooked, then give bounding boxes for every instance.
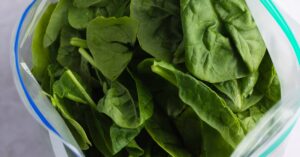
[68,6,94,29]
[44,0,72,47]
[32,4,56,83]
[53,70,96,108]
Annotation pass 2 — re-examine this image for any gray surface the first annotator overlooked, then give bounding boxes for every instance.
[0,0,54,157]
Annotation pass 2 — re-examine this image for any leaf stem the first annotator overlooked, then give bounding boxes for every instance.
[66,70,97,109]
[151,65,177,87]
[78,48,97,68]
[71,37,88,48]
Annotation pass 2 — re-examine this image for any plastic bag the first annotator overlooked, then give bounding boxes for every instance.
[11,0,300,156]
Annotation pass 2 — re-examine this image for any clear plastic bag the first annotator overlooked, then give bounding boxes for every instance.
[11,0,300,156]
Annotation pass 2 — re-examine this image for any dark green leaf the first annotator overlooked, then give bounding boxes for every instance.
[151,61,245,147]
[145,109,192,157]
[97,72,153,128]
[87,16,138,80]
[105,0,131,17]
[51,95,91,150]
[200,121,233,157]
[174,108,202,156]
[56,26,81,70]
[73,0,108,8]
[86,111,141,156]
[131,0,182,61]
[126,140,144,157]
[180,0,265,83]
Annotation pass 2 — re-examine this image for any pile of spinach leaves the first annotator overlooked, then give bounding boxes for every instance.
[31,0,281,156]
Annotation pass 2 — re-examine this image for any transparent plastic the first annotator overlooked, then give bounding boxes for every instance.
[11,0,300,157]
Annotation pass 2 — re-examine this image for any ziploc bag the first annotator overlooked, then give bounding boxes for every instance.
[11,0,300,156]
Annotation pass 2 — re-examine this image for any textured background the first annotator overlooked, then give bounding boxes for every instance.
[0,0,54,157]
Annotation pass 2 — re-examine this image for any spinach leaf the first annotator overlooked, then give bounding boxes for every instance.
[68,6,94,29]
[57,26,81,70]
[105,0,131,17]
[265,75,281,102]
[174,108,202,156]
[131,0,182,61]
[145,109,192,157]
[213,53,279,112]
[255,53,277,94]
[181,0,251,83]
[48,63,64,93]
[173,41,185,64]
[87,16,138,80]
[73,0,108,8]
[32,4,56,83]
[140,138,169,157]
[200,121,233,157]
[51,95,91,150]
[154,84,186,119]
[151,61,245,147]
[214,72,263,112]
[86,110,141,156]
[53,70,96,108]
[44,0,72,47]
[237,104,265,132]
[213,0,266,72]
[97,72,153,128]
[31,0,282,155]
[238,75,281,132]
[126,140,144,157]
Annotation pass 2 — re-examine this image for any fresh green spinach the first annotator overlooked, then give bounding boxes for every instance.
[87,16,138,80]
[31,0,281,156]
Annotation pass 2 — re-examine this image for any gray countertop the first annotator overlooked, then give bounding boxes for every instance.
[0,0,54,157]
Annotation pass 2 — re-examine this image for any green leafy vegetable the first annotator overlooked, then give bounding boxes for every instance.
[31,0,281,156]
[73,0,108,8]
[32,4,56,83]
[86,111,141,156]
[174,108,202,156]
[87,16,138,80]
[68,6,94,29]
[145,109,192,157]
[151,61,245,147]
[44,0,72,47]
[56,25,81,70]
[200,121,233,157]
[180,0,266,83]
[53,70,96,108]
[131,0,182,61]
[97,71,153,128]
[51,95,91,150]
[126,140,144,157]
